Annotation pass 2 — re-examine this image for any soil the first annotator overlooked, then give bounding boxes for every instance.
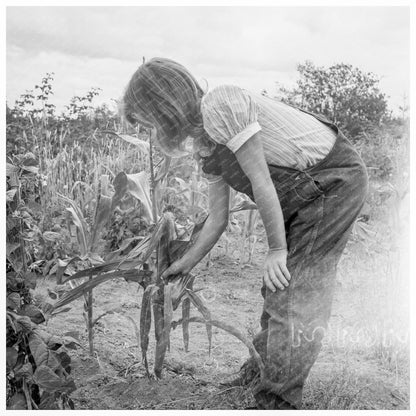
[35,222,410,410]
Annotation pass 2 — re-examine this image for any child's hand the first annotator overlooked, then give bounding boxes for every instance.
[263,249,291,292]
[160,259,192,283]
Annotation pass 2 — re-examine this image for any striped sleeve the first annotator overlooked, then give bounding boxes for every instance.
[201,85,261,153]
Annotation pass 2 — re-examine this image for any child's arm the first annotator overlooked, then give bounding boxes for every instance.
[161,178,230,280]
[234,132,291,292]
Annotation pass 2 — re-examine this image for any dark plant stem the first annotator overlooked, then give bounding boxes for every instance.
[148,129,158,224]
[22,379,32,410]
[181,280,193,352]
[15,181,27,273]
[88,274,94,355]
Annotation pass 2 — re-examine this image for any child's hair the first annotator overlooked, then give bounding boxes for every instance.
[121,57,212,157]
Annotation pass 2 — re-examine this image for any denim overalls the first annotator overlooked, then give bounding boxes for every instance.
[200,112,369,409]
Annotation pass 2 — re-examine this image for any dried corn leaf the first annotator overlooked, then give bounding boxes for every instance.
[140,284,155,377]
[55,257,81,284]
[154,283,174,378]
[170,274,194,311]
[167,214,208,263]
[170,315,265,375]
[230,199,257,213]
[154,156,171,184]
[186,290,212,355]
[61,261,120,283]
[102,131,150,155]
[181,297,191,352]
[53,270,152,310]
[117,214,172,271]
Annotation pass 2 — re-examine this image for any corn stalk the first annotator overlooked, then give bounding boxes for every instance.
[52,148,265,380]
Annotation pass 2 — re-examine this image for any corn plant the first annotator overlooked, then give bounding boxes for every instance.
[50,130,266,382]
[54,167,158,353]
[51,211,266,381]
[165,171,208,222]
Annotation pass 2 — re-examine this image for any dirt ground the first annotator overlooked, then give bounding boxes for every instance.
[36,221,410,410]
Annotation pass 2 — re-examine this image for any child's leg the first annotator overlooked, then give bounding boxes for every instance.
[253,163,368,409]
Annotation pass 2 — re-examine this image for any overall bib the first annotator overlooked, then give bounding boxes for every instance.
[201,112,369,409]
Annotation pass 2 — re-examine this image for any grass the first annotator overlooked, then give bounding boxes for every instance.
[304,361,370,409]
[301,203,410,410]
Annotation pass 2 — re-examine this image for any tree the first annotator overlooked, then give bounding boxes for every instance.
[277,61,390,139]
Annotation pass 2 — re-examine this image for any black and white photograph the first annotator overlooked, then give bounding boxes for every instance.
[4,2,413,412]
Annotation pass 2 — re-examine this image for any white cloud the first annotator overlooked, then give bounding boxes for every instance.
[6,47,135,110]
[6,6,410,112]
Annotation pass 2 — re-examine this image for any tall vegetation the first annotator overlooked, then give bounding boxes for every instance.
[275,61,392,139]
[6,73,262,408]
[6,63,409,409]
[272,61,409,218]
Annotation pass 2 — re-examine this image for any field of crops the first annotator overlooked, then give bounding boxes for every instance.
[6,76,410,410]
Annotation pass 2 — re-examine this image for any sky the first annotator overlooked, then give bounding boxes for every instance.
[6,6,410,114]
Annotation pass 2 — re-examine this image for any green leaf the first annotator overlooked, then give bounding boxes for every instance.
[56,351,71,374]
[6,162,19,178]
[39,392,59,410]
[87,252,105,265]
[22,165,39,175]
[168,215,208,263]
[58,193,89,256]
[89,194,112,252]
[21,304,45,324]
[6,347,18,371]
[65,206,88,255]
[33,365,63,392]
[61,378,77,394]
[104,236,145,262]
[6,189,17,202]
[7,274,24,291]
[22,153,38,166]
[47,288,58,300]
[24,272,38,290]
[111,171,153,223]
[28,331,60,370]
[42,231,62,242]
[61,260,118,283]
[9,313,34,334]
[39,301,55,315]
[7,292,21,310]
[14,362,34,381]
[117,212,174,271]
[53,269,152,310]
[6,242,20,257]
[7,392,27,409]
[64,330,80,341]
[55,256,81,282]
[61,335,81,350]
[109,132,150,154]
